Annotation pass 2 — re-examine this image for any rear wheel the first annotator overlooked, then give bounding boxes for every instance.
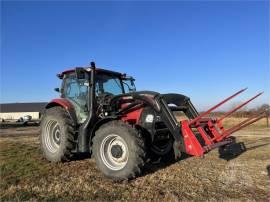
[93,120,146,180]
[40,107,76,162]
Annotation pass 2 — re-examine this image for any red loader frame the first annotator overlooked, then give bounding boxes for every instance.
[180,88,267,157]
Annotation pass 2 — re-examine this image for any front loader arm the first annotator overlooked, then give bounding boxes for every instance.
[110,89,267,159]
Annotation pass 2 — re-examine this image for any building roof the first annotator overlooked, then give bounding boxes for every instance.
[0,102,48,113]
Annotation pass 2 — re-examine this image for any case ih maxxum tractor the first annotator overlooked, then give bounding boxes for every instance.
[41,62,266,180]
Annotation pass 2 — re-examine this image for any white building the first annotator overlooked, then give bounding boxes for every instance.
[0,102,47,121]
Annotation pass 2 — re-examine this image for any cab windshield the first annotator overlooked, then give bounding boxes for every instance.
[96,74,124,96]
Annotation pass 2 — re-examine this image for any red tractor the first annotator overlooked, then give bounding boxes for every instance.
[40,62,266,180]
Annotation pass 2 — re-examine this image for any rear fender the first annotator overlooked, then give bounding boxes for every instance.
[46,98,78,125]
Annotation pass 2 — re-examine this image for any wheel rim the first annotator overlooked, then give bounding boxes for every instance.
[100,134,129,171]
[44,120,61,153]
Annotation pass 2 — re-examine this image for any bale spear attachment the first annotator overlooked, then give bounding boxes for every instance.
[177,88,267,157]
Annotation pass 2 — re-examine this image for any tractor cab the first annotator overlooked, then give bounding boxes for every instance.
[57,67,136,123]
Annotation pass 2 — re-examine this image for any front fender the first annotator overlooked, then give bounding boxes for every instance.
[89,117,117,139]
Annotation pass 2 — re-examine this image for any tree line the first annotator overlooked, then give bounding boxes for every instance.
[211,103,270,117]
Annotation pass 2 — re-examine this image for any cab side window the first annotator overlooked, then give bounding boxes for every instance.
[62,73,89,110]
[63,74,80,99]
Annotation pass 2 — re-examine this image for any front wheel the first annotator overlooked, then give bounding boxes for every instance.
[92,121,146,180]
[149,138,175,163]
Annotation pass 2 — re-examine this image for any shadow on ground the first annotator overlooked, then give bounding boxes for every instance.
[267,165,270,176]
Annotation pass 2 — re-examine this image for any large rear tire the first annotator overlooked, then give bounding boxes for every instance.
[92,120,146,180]
[40,107,76,162]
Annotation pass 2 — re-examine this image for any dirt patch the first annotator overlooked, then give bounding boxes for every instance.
[0,127,269,201]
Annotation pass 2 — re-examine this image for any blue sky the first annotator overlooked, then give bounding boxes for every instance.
[1,1,269,111]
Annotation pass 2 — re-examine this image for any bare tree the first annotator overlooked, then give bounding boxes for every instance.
[255,104,270,115]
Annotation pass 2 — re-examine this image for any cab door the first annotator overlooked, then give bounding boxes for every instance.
[62,73,89,123]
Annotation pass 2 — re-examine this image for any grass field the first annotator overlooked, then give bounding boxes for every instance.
[0,118,270,201]
[221,116,269,129]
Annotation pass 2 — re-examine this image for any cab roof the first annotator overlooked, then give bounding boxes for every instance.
[57,67,123,79]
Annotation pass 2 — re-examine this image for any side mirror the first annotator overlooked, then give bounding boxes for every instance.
[75,67,86,79]
[54,88,60,92]
[130,78,135,87]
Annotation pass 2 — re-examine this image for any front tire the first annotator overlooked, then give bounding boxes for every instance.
[40,107,76,162]
[93,121,146,180]
[149,138,175,163]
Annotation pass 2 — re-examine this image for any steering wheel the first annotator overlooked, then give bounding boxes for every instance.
[103,92,114,96]
[97,92,114,105]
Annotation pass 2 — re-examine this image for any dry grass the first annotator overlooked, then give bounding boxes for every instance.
[0,126,270,201]
[221,117,268,130]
